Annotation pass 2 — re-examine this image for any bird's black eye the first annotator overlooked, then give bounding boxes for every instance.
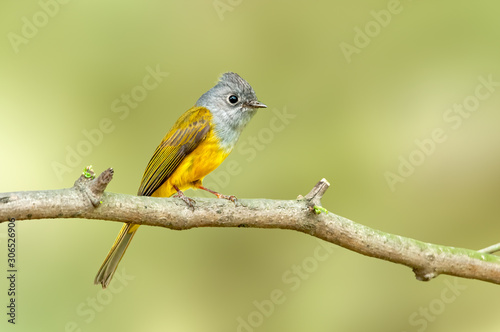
[228,95,239,104]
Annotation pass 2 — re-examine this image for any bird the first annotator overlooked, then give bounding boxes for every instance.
[94,72,267,288]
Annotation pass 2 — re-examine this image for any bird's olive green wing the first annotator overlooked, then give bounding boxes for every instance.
[137,107,211,196]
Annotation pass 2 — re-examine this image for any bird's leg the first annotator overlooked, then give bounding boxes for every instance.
[173,185,195,209]
[198,185,237,203]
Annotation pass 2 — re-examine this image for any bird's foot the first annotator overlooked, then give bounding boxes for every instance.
[198,185,237,203]
[215,193,238,203]
[173,185,195,209]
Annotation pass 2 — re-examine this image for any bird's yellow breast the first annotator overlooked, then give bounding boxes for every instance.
[151,129,230,198]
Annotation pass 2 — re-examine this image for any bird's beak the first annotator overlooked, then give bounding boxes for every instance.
[246,100,267,109]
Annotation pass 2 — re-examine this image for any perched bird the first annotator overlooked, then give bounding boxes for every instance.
[94,72,266,288]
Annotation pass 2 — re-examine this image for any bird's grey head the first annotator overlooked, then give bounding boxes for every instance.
[196,72,266,151]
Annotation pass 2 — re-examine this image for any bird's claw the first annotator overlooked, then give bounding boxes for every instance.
[174,192,196,209]
[216,193,238,203]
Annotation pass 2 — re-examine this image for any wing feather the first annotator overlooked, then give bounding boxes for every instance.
[137,107,211,196]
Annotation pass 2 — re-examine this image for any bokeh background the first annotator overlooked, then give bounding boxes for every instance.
[1,0,500,331]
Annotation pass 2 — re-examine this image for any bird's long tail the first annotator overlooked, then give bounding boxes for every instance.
[94,223,139,288]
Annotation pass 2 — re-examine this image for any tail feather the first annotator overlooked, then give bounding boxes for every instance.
[94,223,139,288]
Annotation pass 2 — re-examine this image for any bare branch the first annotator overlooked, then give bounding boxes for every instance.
[1,169,500,285]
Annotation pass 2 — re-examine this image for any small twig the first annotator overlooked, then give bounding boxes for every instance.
[73,166,114,207]
[1,169,500,285]
[479,243,500,254]
[303,178,330,206]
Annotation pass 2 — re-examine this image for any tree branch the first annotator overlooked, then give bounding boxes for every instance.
[1,168,500,285]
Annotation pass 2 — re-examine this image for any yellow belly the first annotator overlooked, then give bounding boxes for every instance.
[152,133,230,198]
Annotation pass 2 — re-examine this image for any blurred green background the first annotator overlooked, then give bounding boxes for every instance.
[1,0,500,331]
